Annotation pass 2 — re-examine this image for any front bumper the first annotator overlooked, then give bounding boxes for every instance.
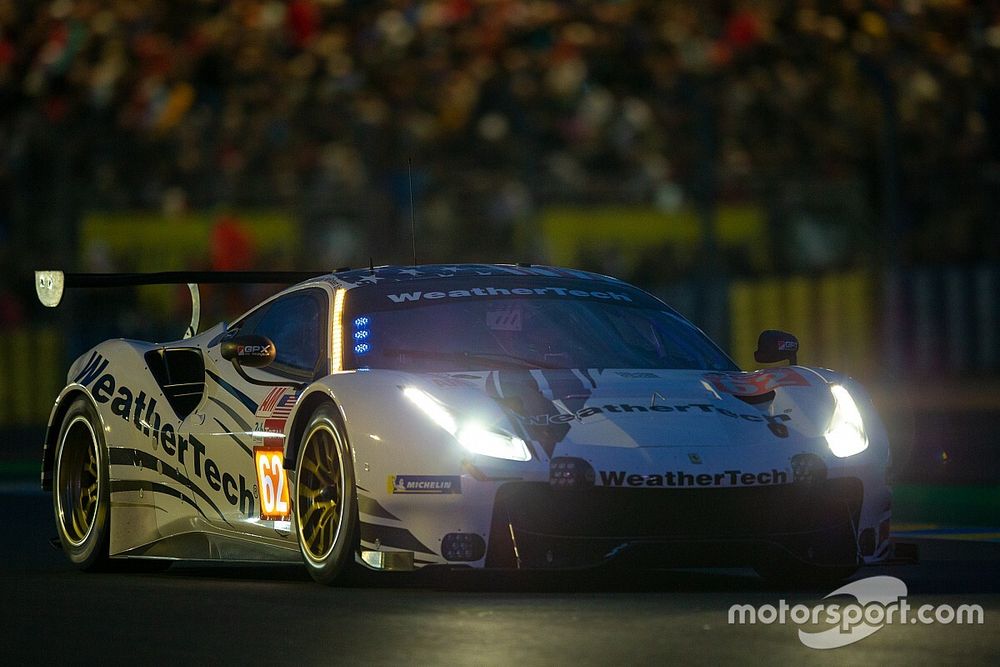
[485,479,864,569]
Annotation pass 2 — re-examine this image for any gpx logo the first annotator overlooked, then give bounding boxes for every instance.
[728,576,985,649]
[238,344,272,356]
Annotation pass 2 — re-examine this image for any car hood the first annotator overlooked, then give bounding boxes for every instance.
[408,367,834,458]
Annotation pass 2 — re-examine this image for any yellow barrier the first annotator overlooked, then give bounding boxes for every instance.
[540,205,770,272]
[80,211,300,315]
[0,327,64,426]
[80,211,299,270]
[729,271,874,374]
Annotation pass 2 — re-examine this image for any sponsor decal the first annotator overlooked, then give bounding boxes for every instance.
[237,343,272,357]
[74,352,256,517]
[486,307,522,331]
[431,375,473,388]
[387,475,462,494]
[254,387,298,439]
[385,286,633,304]
[518,402,792,428]
[703,368,810,397]
[598,468,789,488]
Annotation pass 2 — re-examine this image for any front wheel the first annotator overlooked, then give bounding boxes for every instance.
[294,403,360,585]
[53,397,111,570]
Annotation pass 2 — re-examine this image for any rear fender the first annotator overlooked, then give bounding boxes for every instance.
[41,384,105,491]
[41,340,159,490]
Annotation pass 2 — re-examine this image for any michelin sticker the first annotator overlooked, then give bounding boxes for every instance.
[388,475,462,494]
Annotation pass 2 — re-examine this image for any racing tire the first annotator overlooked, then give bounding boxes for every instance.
[294,403,360,585]
[53,397,111,571]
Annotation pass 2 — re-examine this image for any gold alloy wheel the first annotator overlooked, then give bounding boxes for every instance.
[296,423,346,564]
[56,416,100,547]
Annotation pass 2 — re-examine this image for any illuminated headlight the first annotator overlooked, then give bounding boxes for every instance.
[402,387,456,433]
[457,423,530,461]
[404,387,531,462]
[825,384,869,458]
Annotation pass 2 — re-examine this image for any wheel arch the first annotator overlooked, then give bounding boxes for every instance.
[285,388,348,471]
[41,385,104,492]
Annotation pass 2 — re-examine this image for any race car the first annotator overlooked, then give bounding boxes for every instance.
[36,264,891,585]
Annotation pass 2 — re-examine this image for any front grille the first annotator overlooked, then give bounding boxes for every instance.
[487,479,863,569]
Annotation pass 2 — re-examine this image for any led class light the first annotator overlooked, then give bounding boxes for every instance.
[457,423,531,462]
[331,288,346,371]
[825,384,869,458]
[403,387,531,461]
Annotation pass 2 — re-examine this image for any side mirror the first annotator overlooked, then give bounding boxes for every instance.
[221,335,276,369]
[754,330,799,365]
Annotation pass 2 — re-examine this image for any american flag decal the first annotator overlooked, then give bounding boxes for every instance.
[271,393,297,419]
[256,389,299,438]
[257,387,285,417]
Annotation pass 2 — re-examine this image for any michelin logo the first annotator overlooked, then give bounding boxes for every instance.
[388,475,462,494]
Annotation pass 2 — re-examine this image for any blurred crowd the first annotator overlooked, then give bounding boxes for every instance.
[2,0,1000,324]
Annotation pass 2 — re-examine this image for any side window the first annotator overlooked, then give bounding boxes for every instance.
[241,290,327,379]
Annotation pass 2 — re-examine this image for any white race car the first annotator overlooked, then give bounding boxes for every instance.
[37,264,891,584]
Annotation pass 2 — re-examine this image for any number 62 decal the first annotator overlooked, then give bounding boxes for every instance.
[254,446,290,520]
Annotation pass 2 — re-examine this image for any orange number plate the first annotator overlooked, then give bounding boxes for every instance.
[254,446,290,520]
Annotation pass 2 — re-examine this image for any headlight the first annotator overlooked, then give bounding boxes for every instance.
[402,386,456,433]
[825,384,868,458]
[457,423,531,461]
[404,387,531,461]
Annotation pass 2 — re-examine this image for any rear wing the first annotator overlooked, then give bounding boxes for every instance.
[35,270,328,339]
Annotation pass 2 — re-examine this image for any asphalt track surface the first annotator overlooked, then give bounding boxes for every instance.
[2,490,998,665]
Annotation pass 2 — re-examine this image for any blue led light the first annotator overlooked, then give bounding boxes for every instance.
[353,315,373,355]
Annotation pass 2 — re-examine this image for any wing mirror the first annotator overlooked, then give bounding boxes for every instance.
[754,330,799,365]
[219,333,306,389]
[221,335,276,368]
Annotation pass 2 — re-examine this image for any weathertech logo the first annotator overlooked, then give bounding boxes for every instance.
[71,352,256,516]
[599,469,788,488]
[386,286,632,303]
[518,403,792,425]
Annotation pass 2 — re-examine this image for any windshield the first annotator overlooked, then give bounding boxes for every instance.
[344,287,736,372]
